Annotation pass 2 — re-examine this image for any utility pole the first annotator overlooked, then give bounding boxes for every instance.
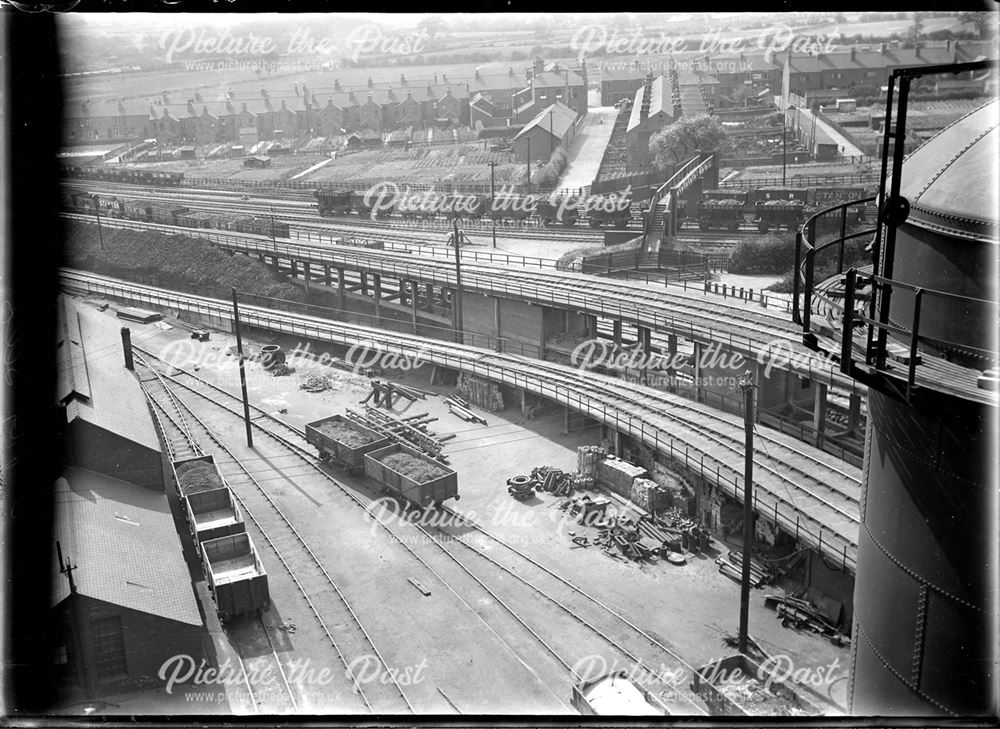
[91,194,104,251]
[231,288,254,449]
[782,112,787,187]
[56,541,77,595]
[488,161,497,249]
[737,371,756,655]
[270,205,276,253]
[452,217,464,344]
[526,137,531,196]
[549,109,554,156]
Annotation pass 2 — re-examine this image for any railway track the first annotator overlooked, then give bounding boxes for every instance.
[62,270,862,567]
[135,350,412,714]
[62,180,628,243]
[135,346,716,714]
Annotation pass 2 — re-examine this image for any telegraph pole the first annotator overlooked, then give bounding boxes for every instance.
[452,217,464,343]
[488,160,497,248]
[549,109,554,156]
[526,137,531,196]
[91,194,104,251]
[782,113,787,187]
[231,288,253,449]
[269,205,276,253]
[737,371,756,655]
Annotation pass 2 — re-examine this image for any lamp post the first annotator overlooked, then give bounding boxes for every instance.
[91,194,104,251]
[488,160,497,249]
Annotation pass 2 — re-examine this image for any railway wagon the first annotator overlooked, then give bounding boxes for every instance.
[587,195,634,229]
[305,414,392,473]
[315,189,354,216]
[201,532,270,622]
[538,197,579,226]
[487,193,537,222]
[364,443,459,508]
[571,671,667,715]
[60,162,185,187]
[747,187,810,205]
[753,199,805,232]
[185,487,246,544]
[171,455,245,544]
[232,215,291,238]
[696,199,745,231]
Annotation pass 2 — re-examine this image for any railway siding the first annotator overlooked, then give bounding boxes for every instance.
[63,269,861,570]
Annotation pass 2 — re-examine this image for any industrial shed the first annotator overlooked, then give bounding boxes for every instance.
[510,101,580,164]
[57,299,165,492]
[52,467,206,699]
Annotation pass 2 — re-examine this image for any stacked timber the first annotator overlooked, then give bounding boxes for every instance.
[445,394,487,424]
[457,373,504,411]
[577,445,606,479]
[597,456,648,498]
[630,478,669,512]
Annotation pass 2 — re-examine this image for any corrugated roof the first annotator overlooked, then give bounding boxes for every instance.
[52,466,203,626]
[513,101,578,143]
[58,298,160,451]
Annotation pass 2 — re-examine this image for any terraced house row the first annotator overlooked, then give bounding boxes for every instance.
[65,57,589,145]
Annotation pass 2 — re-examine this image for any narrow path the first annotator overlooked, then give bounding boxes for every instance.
[794,108,866,159]
[557,106,618,191]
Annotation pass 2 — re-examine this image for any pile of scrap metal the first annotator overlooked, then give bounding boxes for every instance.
[715,549,774,587]
[507,466,583,500]
[652,507,712,554]
[445,394,487,425]
[764,594,851,646]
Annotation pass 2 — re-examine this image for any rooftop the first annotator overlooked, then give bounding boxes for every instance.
[513,101,579,143]
[52,466,202,626]
[57,297,160,452]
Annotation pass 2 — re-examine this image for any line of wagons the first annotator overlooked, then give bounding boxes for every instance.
[680,186,874,233]
[60,162,185,187]
[171,454,269,624]
[305,414,459,508]
[315,188,637,229]
[61,190,291,238]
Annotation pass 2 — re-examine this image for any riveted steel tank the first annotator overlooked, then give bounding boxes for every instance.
[850,99,998,716]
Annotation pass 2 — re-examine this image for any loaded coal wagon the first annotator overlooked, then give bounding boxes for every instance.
[171,455,246,546]
[306,414,391,473]
[364,443,458,508]
[201,532,269,622]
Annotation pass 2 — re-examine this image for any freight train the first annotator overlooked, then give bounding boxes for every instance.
[60,161,185,187]
[314,188,635,228]
[172,455,269,623]
[678,186,873,233]
[61,191,291,238]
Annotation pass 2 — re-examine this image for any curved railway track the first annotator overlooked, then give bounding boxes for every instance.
[135,346,722,714]
[61,268,861,568]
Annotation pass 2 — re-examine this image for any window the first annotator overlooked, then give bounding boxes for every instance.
[91,616,127,680]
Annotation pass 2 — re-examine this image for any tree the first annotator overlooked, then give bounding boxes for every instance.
[908,13,925,46]
[417,15,444,41]
[649,115,727,170]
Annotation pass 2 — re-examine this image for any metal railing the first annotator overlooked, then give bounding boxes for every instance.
[59,268,859,570]
[792,197,877,332]
[63,212,860,394]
